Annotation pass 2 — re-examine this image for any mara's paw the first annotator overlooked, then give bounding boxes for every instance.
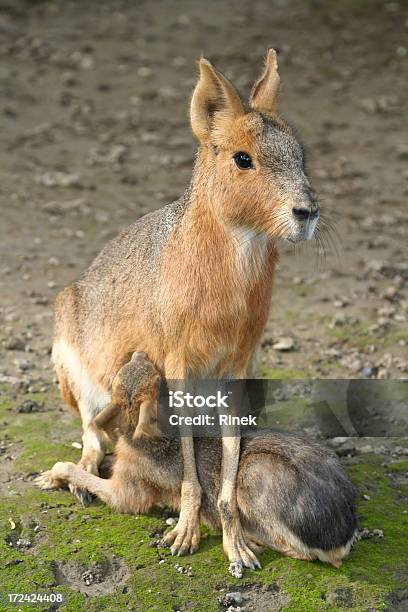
[34,461,76,491]
[161,515,201,556]
[224,530,262,571]
[34,469,66,491]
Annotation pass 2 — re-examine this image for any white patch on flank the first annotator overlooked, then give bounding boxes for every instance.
[271,519,316,558]
[269,520,356,567]
[311,529,358,567]
[52,340,111,426]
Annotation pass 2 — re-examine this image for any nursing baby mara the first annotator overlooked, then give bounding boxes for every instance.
[37,352,358,570]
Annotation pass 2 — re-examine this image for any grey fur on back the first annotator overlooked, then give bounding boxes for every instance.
[129,432,357,551]
[83,197,189,282]
[239,435,357,551]
[66,195,190,343]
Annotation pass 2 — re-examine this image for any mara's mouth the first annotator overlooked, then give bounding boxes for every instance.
[285,215,319,243]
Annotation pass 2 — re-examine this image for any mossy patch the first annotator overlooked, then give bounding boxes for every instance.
[327,319,408,353]
[1,386,407,611]
[328,323,376,350]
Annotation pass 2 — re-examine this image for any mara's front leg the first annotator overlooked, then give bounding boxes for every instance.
[217,373,261,571]
[218,435,261,570]
[161,357,202,556]
[162,436,201,555]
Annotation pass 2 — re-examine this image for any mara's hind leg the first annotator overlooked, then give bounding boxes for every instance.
[237,454,354,569]
[243,525,315,562]
[69,397,113,505]
[236,454,315,566]
[53,339,111,505]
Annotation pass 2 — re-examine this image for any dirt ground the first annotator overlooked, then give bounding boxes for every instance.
[0,0,407,611]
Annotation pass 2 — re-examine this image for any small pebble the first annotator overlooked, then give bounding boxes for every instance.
[4,337,25,351]
[228,561,243,579]
[272,337,296,351]
[17,400,41,413]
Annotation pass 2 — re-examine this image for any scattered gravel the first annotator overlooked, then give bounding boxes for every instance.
[218,592,244,607]
[358,528,384,540]
[37,171,82,188]
[174,564,193,577]
[4,337,26,351]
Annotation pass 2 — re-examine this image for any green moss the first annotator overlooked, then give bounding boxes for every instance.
[328,324,375,350]
[1,386,407,611]
[259,397,312,431]
[388,460,408,474]
[4,408,81,473]
[0,396,16,415]
[328,319,408,353]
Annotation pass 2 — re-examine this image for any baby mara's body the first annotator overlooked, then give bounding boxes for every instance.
[37,352,358,569]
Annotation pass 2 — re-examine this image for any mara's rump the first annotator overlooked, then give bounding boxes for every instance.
[108,434,358,568]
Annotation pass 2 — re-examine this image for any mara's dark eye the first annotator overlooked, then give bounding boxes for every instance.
[233,151,253,170]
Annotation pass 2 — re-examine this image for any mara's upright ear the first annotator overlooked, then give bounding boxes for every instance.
[190,58,244,144]
[249,48,280,116]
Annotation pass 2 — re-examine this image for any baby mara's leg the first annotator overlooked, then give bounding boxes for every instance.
[37,438,167,516]
[35,401,117,496]
[38,461,115,506]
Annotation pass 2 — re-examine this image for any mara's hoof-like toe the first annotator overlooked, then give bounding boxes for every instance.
[225,532,262,571]
[34,470,64,491]
[68,483,93,506]
[161,518,201,556]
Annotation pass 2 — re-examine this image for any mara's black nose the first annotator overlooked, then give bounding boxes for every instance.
[292,207,318,221]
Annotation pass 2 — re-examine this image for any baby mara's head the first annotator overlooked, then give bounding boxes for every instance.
[111,351,161,438]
